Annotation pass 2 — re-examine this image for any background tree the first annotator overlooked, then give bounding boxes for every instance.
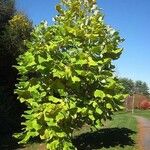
[119,78,150,96]
[1,13,32,87]
[0,0,32,134]
[119,78,134,95]
[135,80,149,96]
[0,0,15,33]
[15,0,125,149]
[3,13,33,57]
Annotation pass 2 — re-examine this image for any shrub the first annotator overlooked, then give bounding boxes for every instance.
[140,100,150,109]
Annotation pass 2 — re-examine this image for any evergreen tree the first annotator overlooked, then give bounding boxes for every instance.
[135,80,149,96]
[119,78,134,94]
[119,78,150,96]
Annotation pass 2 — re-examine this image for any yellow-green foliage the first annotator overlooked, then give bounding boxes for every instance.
[15,0,125,149]
[3,13,32,57]
[9,13,32,37]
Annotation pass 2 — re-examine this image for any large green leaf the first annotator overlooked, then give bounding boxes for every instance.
[71,76,80,83]
[47,140,59,150]
[96,108,103,115]
[94,90,105,99]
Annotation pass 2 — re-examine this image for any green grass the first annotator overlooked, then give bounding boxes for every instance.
[3,110,150,150]
[99,112,137,150]
[74,112,138,150]
[18,112,138,150]
[109,112,137,131]
[134,109,150,119]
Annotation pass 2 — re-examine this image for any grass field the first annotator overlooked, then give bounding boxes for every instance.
[1,110,149,149]
[98,112,138,150]
[72,112,138,150]
[134,109,150,119]
[18,111,138,150]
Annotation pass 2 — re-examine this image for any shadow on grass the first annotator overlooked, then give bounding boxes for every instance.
[0,127,136,150]
[72,127,136,150]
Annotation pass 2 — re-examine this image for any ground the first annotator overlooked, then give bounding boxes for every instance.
[0,110,150,150]
[135,116,150,150]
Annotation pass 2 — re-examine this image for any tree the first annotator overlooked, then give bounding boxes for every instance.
[0,0,17,134]
[135,80,149,96]
[0,0,32,87]
[0,9,32,90]
[15,0,125,149]
[0,1,32,134]
[119,78,134,95]
[0,0,15,57]
[119,78,150,96]
[3,13,32,55]
[0,0,15,32]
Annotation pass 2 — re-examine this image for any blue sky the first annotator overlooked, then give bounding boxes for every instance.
[16,0,150,87]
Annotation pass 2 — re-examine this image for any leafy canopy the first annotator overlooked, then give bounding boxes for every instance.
[15,0,125,149]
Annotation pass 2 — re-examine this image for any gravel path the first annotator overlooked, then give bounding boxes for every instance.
[135,116,150,150]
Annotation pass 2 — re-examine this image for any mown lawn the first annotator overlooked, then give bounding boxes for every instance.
[18,111,138,150]
[134,109,150,119]
[98,112,138,150]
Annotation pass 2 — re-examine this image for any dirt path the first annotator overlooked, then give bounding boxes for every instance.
[135,116,150,150]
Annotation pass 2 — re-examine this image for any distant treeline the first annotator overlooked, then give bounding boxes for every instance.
[119,77,149,96]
